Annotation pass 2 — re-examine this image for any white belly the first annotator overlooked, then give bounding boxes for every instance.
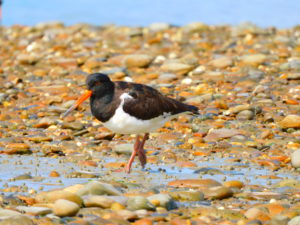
[103,106,172,134]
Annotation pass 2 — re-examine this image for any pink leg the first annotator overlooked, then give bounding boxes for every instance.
[137,133,149,169]
[125,135,140,173]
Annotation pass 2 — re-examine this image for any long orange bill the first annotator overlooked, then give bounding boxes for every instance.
[60,90,92,118]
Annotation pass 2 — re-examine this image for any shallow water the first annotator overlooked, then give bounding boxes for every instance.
[0,154,297,194]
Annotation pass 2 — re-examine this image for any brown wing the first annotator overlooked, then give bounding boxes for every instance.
[116,82,198,120]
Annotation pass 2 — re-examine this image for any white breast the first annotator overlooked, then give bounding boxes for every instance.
[103,93,172,134]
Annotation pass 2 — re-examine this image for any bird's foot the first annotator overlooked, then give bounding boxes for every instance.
[124,164,131,174]
[138,147,147,169]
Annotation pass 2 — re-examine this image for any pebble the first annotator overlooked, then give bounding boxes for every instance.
[204,128,241,142]
[16,206,52,216]
[291,149,300,168]
[127,196,155,211]
[158,73,178,82]
[35,190,83,206]
[147,194,176,210]
[236,110,255,120]
[76,181,122,196]
[287,73,300,80]
[168,179,222,189]
[241,54,267,65]
[205,186,233,200]
[61,122,85,130]
[53,199,80,217]
[0,215,35,225]
[124,54,154,68]
[209,57,233,68]
[83,195,116,208]
[288,216,300,225]
[161,62,194,75]
[4,143,31,154]
[278,115,300,129]
[170,190,204,201]
[0,209,21,219]
[112,143,133,155]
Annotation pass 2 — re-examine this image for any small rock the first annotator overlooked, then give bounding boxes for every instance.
[291,149,300,168]
[270,214,289,225]
[0,215,35,225]
[168,179,221,189]
[14,174,33,180]
[204,128,241,142]
[205,186,233,200]
[0,209,21,219]
[224,104,251,115]
[161,62,194,75]
[4,143,31,154]
[113,143,133,155]
[124,54,153,68]
[236,110,255,120]
[245,207,268,220]
[76,181,122,196]
[241,54,267,65]
[127,196,155,211]
[278,115,300,129]
[116,210,138,221]
[83,195,116,208]
[147,194,176,210]
[223,180,244,189]
[170,191,204,201]
[273,179,300,188]
[28,136,53,143]
[158,73,178,83]
[16,206,52,216]
[53,199,80,217]
[288,216,300,225]
[35,190,83,206]
[16,54,39,65]
[208,57,233,68]
[62,122,85,130]
[288,58,300,70]
[287,73,300,80]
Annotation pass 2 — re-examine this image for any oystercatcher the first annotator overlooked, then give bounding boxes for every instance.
[62,73,199,173]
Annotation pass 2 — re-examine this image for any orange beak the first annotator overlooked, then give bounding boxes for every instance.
[61,90,92,118]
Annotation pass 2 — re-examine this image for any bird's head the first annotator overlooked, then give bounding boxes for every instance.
[61,73,112,118]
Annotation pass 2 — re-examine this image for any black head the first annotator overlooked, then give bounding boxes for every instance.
[86,73,112,90]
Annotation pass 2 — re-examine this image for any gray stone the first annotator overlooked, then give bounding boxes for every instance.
[83,195,116,208]
[53,199,80,217]
[76,181,122,196]
[236,110,255,120]
[0,209,21,219]
[288,216,300,225]
[0,215,35,225]
[147,194,176,210]
[16,206,52,216]
[291,149,300,168]
[127,196,155,211]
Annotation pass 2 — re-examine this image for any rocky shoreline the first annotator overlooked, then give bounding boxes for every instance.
[0,22,299,224]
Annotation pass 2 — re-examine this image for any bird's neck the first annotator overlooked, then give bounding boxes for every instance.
[90,83,115,122]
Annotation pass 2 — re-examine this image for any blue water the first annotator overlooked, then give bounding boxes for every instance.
[3,0,300,28]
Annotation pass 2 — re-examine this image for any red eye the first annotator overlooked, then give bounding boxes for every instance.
[95,81,101,85]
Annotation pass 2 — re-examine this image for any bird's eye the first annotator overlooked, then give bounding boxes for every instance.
[94,81,101,86]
